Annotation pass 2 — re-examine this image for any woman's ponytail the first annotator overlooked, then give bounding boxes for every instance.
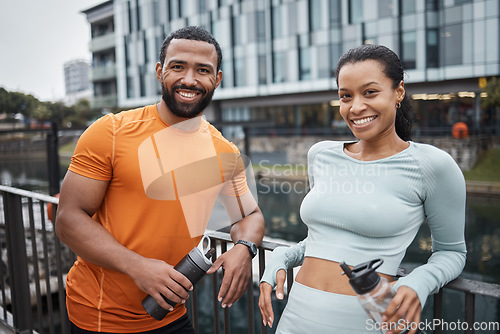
[395,94,412,141]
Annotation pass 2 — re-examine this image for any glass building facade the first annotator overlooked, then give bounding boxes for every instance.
[83,0,119,111]
[108,0,499,137]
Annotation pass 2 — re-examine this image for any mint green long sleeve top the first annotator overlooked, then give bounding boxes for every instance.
[260,141,467,307]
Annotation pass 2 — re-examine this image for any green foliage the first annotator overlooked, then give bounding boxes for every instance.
[481,77,500,109]
[463,148,500,182]
[0,88,96,128]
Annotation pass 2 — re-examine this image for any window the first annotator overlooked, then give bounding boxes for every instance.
[401,31,416,69]
[273,51,287,83]
[287,2,298,35]
[143,32,149,62]
[317,45,330,79]
[129,6,137,32]
[401,0,416,14]
[199,0,207,13]
[329,0,341,27]
[441,24,462,66]
[378,0,393,17]
[169,0,179,20]
[310,0,323,31]
[330,43,341,76]
[179,0,189,17]
[212,20,231,48]
[234,58,246,87]
[426,29,439,67]
[127,77,134,98]
[256,11,266,42]
[299,47,311,80]
[425,0,439,11]
[258,55,267,84]
[349,0,363,24]
[124,36,130,66]
[233,16,242,46]
[153,0,160,25]
[136,0,142,30]
[139,74,146,97]
[272,6,282,38]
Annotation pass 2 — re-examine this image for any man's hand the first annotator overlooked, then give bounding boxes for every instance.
[129,257,193,312]
[258,269,286,327]
[206,244,252,308]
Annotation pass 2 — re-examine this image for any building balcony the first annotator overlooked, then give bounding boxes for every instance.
[90,93,118,109]
[89,64,116,82]
[89,32,115,52]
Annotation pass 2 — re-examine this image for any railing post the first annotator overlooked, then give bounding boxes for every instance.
[2,192,33,331]
[433,290,443,334]
[221,242,230,334]
[46,122,60,196]
[258,249,267,334]
[464,292,475,334]
[210,238,220,334]
[246,266,255,334]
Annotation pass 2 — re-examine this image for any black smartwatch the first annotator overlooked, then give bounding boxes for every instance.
[235,240,258,258]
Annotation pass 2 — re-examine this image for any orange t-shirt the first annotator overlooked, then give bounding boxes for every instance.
[66,104,256,332]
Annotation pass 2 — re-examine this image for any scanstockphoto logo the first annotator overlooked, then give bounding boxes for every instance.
[366,318,500,333]
[256,160,388,195]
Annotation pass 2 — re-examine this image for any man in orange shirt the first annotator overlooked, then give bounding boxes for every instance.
[56,26,265,333]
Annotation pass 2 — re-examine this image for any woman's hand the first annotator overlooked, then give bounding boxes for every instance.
[383,285,421,334]
[258,269,286,327]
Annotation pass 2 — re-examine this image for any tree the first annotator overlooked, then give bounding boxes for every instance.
[481,77,500,109]
[32,103,51,123]
[64,98,95,128]
[0,88,41,127]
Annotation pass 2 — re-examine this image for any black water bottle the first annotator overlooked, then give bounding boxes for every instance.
[142,236,215,321]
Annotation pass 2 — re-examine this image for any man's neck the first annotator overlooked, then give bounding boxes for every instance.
[156,100,203,130]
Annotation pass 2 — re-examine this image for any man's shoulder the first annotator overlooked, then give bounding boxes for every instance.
[203,119,240,154]
[108,105,156,124]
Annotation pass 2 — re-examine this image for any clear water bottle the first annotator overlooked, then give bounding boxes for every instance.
[340,259,425,334]
[340,259,393,329]
[142,235,215,320]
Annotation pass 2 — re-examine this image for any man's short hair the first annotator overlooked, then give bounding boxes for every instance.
[159,26,223,72]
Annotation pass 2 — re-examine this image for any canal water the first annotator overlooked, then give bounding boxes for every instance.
[1,158,499,332]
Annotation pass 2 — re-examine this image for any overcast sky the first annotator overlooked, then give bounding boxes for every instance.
[0,0,104,102]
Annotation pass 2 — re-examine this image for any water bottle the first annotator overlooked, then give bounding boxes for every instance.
[142,235,215,320]
[340,259,425,334]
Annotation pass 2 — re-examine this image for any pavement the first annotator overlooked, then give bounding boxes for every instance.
[466,180,500,196]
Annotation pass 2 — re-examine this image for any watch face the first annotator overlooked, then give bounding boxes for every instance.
[250,243,257,255]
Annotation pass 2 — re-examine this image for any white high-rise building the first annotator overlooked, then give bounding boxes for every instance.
[63,59,92,106]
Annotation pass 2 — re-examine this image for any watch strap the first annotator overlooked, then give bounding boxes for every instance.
[235,240,257,258]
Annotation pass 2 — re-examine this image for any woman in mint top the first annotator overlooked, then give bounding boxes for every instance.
[259,45,466,334]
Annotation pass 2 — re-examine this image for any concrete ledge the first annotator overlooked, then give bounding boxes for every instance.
[466,181,500,196]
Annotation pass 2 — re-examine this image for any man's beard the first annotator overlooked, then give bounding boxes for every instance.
[161,83,215,119]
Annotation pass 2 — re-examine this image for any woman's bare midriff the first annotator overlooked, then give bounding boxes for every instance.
[294,257,394,296]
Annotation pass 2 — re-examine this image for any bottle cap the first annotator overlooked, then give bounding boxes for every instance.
[340,259,383,295]
[189,235,214,270]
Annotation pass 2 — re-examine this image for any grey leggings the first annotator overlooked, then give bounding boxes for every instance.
[275,281,379,334]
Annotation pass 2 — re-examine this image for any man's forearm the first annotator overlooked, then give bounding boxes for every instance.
[229,207,265,246]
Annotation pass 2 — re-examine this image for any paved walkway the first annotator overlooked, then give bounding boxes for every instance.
[466,180,500,196]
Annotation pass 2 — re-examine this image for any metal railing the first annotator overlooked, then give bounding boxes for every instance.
[0,185,499,334]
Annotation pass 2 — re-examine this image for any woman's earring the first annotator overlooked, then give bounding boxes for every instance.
[396,102,401,109]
